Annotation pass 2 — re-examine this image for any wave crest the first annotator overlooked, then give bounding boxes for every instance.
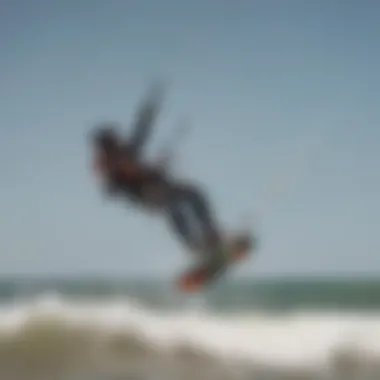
[0,294,379,380]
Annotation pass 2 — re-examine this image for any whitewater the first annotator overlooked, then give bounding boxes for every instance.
[0,294,379,380]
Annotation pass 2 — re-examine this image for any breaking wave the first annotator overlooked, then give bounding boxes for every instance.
[0,294,379,380]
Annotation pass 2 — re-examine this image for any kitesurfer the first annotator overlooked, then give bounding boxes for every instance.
[91,85,223,255]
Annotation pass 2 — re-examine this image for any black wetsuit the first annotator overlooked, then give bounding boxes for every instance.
[99,88,221,252]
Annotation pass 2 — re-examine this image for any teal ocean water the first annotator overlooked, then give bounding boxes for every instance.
[2,277,380,311]
[0,277,379,380]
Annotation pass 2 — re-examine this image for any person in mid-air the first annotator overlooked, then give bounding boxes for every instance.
[91,84,225,256]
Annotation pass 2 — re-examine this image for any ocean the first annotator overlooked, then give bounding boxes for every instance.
[0,277,379,380]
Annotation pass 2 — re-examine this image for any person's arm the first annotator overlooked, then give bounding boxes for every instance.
[126,82,165,157]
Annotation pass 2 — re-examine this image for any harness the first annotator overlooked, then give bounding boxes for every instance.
[93,150,170,205]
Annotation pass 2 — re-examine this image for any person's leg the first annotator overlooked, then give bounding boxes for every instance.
[173,183,223,253]
[165,201,200,252]
[139,177,222,254]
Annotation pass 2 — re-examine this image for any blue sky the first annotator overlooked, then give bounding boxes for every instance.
[0,0,379,277]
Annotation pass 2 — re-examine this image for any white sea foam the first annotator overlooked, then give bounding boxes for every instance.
[0,294,379,380]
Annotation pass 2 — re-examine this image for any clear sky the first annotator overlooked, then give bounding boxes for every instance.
[0,0,379,278]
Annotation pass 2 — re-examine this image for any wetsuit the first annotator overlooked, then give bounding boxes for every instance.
[93,87,221,253]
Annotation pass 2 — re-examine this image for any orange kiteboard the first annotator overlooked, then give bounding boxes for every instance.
[177,234,253,293]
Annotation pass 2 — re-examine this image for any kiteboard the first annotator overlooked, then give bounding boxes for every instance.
[177,233,255,293]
